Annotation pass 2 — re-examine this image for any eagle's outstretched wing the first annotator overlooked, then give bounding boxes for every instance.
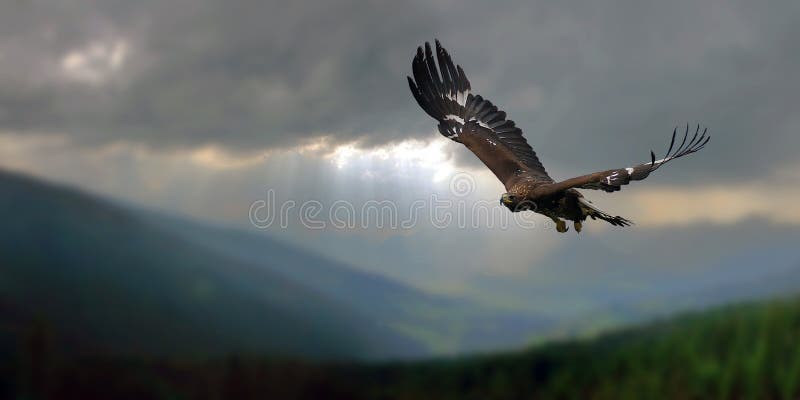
[407,40,551,188]
[534,125,710,197]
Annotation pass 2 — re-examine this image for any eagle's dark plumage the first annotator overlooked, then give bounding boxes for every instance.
[408,40,710,232]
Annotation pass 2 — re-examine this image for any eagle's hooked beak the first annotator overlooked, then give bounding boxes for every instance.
[501,193,514,205]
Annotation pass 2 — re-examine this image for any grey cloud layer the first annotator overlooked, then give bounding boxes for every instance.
[1,0,798,181]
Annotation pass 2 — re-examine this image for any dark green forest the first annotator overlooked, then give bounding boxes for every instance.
[5,294,800,399]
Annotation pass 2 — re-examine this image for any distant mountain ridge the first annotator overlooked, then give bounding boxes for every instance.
[3,169,799,362]
[0,169,418,359]
[0,169,550,360]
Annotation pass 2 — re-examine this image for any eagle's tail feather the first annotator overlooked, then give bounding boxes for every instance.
[579,198,633,227]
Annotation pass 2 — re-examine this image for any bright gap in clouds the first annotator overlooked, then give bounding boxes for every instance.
[326,137,455,183]
[3,132,800,231]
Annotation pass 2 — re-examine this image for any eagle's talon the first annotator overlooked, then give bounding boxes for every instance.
[574,221,582,233]
[556,220,568,233]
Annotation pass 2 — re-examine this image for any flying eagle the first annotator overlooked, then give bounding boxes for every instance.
[408,40,710,232]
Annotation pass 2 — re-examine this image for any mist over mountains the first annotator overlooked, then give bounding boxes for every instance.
[2,169,800,360]
[0,170,551,359]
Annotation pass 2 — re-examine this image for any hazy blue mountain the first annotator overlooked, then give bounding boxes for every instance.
[3,169,798,361]
[0,170,421,359]
[0,170,550,359]
[140,211,554,354]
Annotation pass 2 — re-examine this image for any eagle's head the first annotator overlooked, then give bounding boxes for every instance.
[500,193,535,212]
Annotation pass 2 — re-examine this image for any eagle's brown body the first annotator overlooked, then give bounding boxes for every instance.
[408,40,709,232]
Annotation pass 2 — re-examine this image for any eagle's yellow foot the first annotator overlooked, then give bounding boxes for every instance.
[556,220,568,233]
[574,221,582,233]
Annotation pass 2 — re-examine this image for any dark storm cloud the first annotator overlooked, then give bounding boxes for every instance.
[428,0,800,183]
[0,0,440,148]
[1,0,799,181]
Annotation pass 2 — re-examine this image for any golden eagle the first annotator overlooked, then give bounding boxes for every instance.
[408,40,710,232]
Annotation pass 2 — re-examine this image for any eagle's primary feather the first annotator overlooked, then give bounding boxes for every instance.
[407,41,551,185]
[407,40,710,232]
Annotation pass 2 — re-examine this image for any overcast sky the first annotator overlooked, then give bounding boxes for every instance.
[2,0,799,311]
